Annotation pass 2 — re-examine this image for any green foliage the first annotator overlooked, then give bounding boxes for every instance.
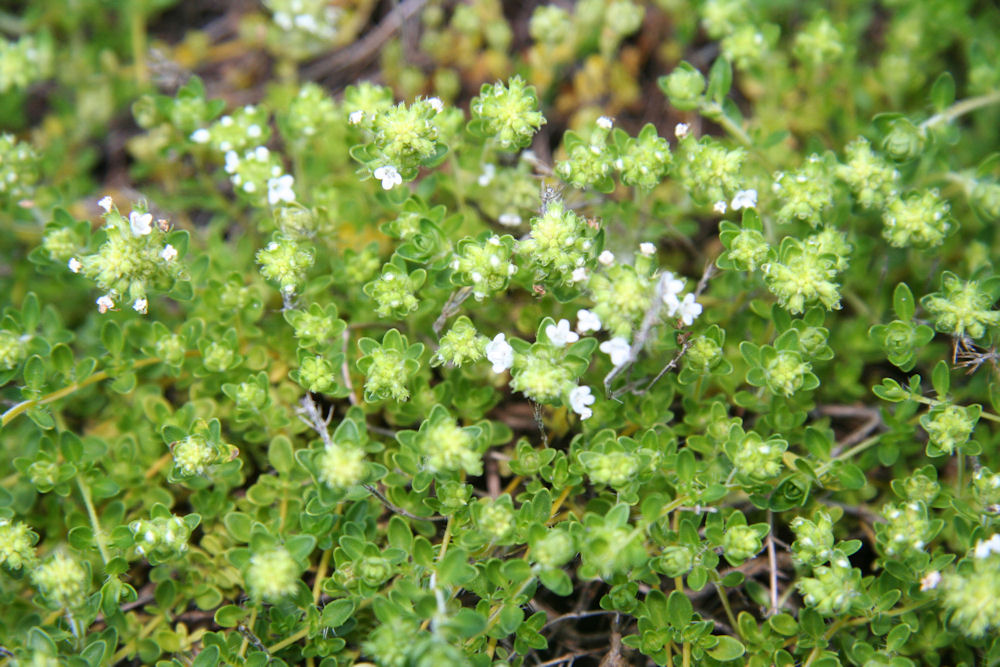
[3,1,1000,666]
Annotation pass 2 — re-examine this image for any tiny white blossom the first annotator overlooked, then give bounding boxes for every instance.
[267,174,296,206]
[674,123,690,139]
[676,293,703,326]
[129,210,153,236]
[485,333,514,373]
[546,319,579,347]
[190,128,211,144]
[498,212,522,227]
[919,571,941,591]
[569,385,595,420]
[133,298,148,314]
[577,309,602,333]
[68,257,82,273]
[659,271,686,300]
[224,151,240,174]
[571,267,588,283]
[731,189,758,210]
[596,116,613,129]
[373,165,402,190]
[600,337,631,367]
[639,242,656,257]
[973,533,1000,559]
[348,110,364,125]
[254,146,270,161]
[478,163,496,187]
[247,124,262,139]
[598,250,615,266]
[160,244,178,262]
[98,195,113,212]
[96,295,114,313]
[426,97,444,113]
[713,200,728,214]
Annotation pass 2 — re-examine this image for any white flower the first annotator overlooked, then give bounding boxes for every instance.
[569,385,595,420]
[426,97,444,113]
[224,151,240,174]
[596,116,613,129]
[132,298,148,314]
[129,210,153,236]
[498,212,522,227]
[577,309,602,333]
[659,271,685,300]
[373,165,402,190]
[546,319,579,347]
[973,534,1000,559]
[478,163,496,187]
[190,128,210,144]
[674,123,690,139]
[639,242,656,257]
[96,295,115,313]
[98,195,113,212]
[713,200,728,214]
[253,146,270,161]
[247,124,262,139]
[731,189,758,210]
[676,293,703,326]
[598,250,615,266]
[267,174,296,205]
[571,267,588,283]
[600,337,631,367]
[160,244,178,262]
[919,571,941,591]
[348,110,364,125]
[485,333,514,373]
[68,257,82,273]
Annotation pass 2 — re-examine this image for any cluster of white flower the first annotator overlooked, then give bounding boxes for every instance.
[660,270,703,326]
[224,146,296,206]
[270,0,341,39]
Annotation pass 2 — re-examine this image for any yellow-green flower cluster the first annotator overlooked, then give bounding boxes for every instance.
[0,133,39,203]
[470,75,546,150]
[518,200,596,285]
[837,137,899,209]
[434,317,487,367]
[771,154,835,227]
[790,513,835,567]
[453,234,518,301]
[882,190,952,248]
[256,234,315,296]
[421,416,481,476]
[32,553,88,608]
[0,518,37,571]
[922,272,1000,339]
[318,446,366,489]
[247,546,301,602]
[880,502,933,556]
[762,238,842,314]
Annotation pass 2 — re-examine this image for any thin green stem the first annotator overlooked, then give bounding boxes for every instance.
[921,90,1000,130]
[77,477,110,565]
[815,434,882,477]
[2,351,199,428]
[129,6,148,86]
[268,624,310,653]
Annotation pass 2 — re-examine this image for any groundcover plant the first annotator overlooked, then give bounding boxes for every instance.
[2,0,1000,665]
